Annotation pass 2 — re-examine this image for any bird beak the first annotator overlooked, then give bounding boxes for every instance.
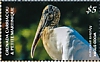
[31,15,47,58]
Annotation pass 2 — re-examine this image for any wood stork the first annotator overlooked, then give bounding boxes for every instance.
[31,5,100,60]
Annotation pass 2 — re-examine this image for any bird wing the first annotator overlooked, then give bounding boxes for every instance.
[67,27,100,60]
[54,27,100,60]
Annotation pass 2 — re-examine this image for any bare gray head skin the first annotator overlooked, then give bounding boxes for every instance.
[31,5,60,58]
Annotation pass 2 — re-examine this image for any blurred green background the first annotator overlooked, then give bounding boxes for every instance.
[2,2,100,60]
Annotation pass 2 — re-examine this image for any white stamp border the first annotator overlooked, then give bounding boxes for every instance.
[0,0,2,61]
[0,0,100,62]
[0,0,100,1]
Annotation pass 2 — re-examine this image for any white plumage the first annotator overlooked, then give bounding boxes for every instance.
[41,26,100,60]
[31,5,100,60]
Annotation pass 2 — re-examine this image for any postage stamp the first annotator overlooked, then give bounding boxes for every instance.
[0,0,100,61]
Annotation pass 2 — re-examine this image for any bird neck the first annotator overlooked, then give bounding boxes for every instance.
[48,23,59,29]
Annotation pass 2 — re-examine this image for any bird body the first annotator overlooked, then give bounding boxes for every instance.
[42,26,99,60]
[31,5,100,60]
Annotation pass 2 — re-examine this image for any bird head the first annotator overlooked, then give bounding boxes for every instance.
[42,5,60,27]
[31,5,60,58]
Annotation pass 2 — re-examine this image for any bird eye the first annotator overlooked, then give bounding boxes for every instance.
[45,10,48,13]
